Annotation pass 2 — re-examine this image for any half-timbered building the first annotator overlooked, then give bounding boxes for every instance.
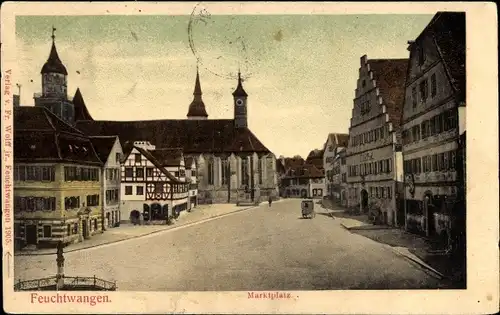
[120,141,190,224]
[13,106,103,249]
[280,164,325,199]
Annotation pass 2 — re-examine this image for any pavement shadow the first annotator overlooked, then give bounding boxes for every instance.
[297,217,313,220]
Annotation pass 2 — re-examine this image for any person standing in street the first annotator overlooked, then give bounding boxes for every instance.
[268,195,273,207]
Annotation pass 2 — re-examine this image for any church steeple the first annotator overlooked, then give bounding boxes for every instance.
[187,66,209,120]
[232,70,248,97]
[41,26,68,75]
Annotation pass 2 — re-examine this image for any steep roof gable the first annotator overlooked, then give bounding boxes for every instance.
[133,146,182,183]
[89,136,119,164]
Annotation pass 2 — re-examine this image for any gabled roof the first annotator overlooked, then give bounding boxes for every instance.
[276,159,286,173]
[14,106,102,165]
[41,40,68,75]
[132,146,182,183]
[149,148,183,167]
[76,119,271,154]
[73,88,94,121]
[367,58,408,128]
[283,157,305,170]
[89,136,119,164]
[327,133,349,148]
[413,12,466,102]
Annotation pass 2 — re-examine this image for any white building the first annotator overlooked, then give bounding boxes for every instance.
[401,12,465,238]
[120,141,190,224]
[346,55,407,226]
[89,136,123,229]
[323,133,349,201]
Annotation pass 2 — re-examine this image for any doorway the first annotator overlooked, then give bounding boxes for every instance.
[301,189,308,198]
[360,189,369,213]
[25,225,37,245]
[82,220,88,239]
[424,193,436,236]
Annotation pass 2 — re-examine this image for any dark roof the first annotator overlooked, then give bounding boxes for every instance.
[184,156,195,169]
[89,136,118,164]
[75,119,271,154]
[187,70,209,118]
[306,149,324,160]
[422,12,466,102]
[41,41,68,75]
[327,133,349,148]
[368,58,408,128]
[132,146,182,183]
[149,148,183,167]
[276,159,286,173]
[14,107,102,165]
[73,88,94,121]
[232,72,248,97]
[285,163,324,179]
[283,157,305,170]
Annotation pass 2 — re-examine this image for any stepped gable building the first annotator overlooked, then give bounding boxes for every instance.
[401,12,466,238]
[13,106,104,249]
[75,68,279,204]
[346,55,408,226]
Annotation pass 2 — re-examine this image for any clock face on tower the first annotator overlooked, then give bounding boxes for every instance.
[236,99,244,106]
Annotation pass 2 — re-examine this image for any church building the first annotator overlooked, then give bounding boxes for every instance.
[30,30,279,205]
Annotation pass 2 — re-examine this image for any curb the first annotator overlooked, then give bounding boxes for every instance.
[390,246,445,280]
[15,204,260,257]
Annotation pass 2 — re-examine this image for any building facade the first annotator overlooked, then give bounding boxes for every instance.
[401,12,466,238]
[76,70,279,205]
[184,157,198,210]
[13,107,103,249]
[89,136,123,229]
[346,55,407,226]
[323,133,349,201]
[281,164,325,199]
[120,141,190,224]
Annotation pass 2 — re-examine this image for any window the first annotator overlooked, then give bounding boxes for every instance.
[73,223,78,235]
[106,189,119,205]
[241,158,249,186]
[388,187,392,199]
[382,187,386,198]
[192,170,197,177]
[448,109,457,129]
[86,194,99,207]
[258,159,263,185]
[362,79,366,87]
[419,80,428,103]
[43,225,52,238]
[116,153,121,163]
[439,153,445,171]
[134,154,141,163]
[412,87,417,108]
[146,167,154,177]
[376,187,380,198]
[221,158,229,186]
[180,169,186,177]
[64,196,80,210]
[450,151,456,169]
[136,168,144,179]
[430,73,437,97]
[94,219,98,231]
[207,160,214,185]
[432,154,438,172]
[125,186,133,195]
[125,167,133,178]
[67,224,71,236]
[64,167,99,181]
[136,186,144,195]
[421,120,429,139]
[154,183,163,194]
[174,171,180,178]
[417,46,425,66]
[436,114,443,134]
[388,158,393,172]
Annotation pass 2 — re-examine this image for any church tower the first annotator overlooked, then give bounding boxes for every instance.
[186,66,209,120]
[34,26,75,125]
[232,71,248,128]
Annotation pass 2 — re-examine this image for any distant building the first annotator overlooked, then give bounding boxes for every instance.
[184,156,199,210]
[89,136,123,229]
[401,12,466,238]
[305,149,325,171]
[346,55,407,226]
[323,133,349,201]
[120,141,190,224]
[331,147,349,206]
[281,164,325,199]
[13,106,103,249]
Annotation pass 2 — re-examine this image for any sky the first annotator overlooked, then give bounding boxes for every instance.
[15,14,433,158]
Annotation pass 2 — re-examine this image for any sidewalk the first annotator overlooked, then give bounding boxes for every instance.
[15,202,263,256]
[331,210,465,287]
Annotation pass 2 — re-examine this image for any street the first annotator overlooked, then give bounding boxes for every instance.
[14,199,447,291]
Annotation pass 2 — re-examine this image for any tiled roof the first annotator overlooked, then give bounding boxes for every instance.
[133,146,182,183]
[368,58,408,128]
[428,12,466,102]
[75,119,271,154]
[283,157,305,170]
[306,149,324,160]
[41,41,68,75]
[73,88,94,121]
[149,148,183,167]
[14,106,102,165]
[285,163,324,179]
[89,136,118,164]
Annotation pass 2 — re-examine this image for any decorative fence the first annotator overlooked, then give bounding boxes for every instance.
[14,276,117,291]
